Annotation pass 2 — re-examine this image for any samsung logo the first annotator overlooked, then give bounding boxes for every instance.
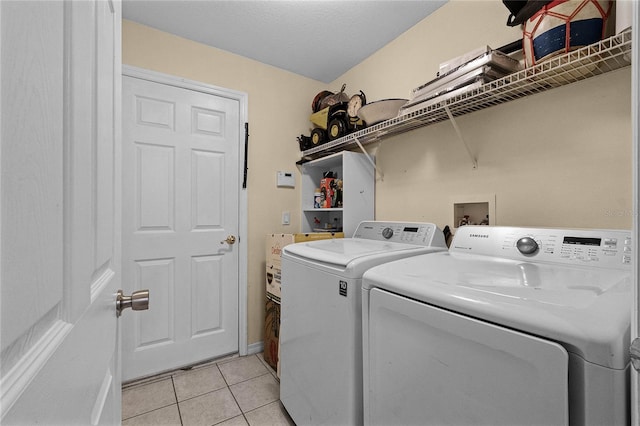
[469,234,489,239]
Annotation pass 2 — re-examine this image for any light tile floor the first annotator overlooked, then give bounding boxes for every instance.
[122,353,295,426]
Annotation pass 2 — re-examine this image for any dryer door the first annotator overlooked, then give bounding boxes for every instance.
[365,288,569,426]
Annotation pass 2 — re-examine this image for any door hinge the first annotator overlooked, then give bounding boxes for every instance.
[630,337,640,371]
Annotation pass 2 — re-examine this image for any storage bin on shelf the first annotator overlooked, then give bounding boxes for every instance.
[523,0,612,67]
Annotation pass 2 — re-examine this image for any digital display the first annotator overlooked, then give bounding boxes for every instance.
[403,227,419,232]
[563,236,601,246]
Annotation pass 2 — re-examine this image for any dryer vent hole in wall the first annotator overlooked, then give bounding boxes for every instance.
[454,202,489,227]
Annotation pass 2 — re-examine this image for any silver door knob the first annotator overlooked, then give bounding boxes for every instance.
[116,289,149,317]
[220,235,236,245]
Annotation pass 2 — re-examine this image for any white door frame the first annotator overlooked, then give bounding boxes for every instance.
[633,1,640,423]
[122,65,249,356]
[632,0,639,422]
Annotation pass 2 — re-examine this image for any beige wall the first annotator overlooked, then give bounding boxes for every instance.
[122,20,324,346]
[334,0,632,231]
[122,0,632,348]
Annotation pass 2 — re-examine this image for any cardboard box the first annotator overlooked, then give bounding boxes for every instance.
[264,298,280,374]
[263,232,344,376]
[265,232,344,302]
[265,266,281,303]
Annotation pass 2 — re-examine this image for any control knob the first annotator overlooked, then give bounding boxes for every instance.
[516,237,539,255]
[382,227,394,239]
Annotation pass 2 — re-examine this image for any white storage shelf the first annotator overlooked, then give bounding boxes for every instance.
[301,30,632,161]
[301,151,375,237]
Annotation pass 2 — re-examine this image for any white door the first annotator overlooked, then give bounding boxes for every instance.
[1,1,125,424]
[122,73,241,381]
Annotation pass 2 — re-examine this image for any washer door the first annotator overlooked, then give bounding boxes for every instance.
[365,288,569,426]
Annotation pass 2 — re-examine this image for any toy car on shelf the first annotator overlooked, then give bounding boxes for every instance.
[298,85,367,151]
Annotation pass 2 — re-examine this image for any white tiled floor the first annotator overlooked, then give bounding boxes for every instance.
[122,354,295,426]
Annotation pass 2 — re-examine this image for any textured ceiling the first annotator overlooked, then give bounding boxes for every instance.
[122,0,447,83]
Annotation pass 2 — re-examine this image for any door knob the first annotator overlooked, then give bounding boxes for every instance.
[116,289,149,317]
[220,235,236,245]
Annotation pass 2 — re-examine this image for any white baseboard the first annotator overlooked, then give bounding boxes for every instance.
[246,341,264,355]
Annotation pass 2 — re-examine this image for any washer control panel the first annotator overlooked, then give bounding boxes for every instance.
[451,226,632,268]
[353,221,447,247]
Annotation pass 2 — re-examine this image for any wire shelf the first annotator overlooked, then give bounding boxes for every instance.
[301,30,632,161]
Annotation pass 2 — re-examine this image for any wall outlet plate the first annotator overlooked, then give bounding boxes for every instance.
[282,211,290,225]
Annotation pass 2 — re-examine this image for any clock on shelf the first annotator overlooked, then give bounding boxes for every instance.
[348,90,367,127]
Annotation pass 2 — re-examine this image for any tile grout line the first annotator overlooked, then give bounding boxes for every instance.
[120,371,201,422]
[228,371,274,388]
[123,354,282,425]
[122,376,177,421]
[170,373,276,409]
[255,354,278,379]
[215,361,249,425]
[170,375,184,426]
[225,355,282,420]
[121,402,178,423]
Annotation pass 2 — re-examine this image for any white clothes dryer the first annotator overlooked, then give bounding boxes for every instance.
[362,225,632,426]
[279,221,447,426]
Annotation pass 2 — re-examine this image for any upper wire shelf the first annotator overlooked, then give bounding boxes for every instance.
[301,30,632,161]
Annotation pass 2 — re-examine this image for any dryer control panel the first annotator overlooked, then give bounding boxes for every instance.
[451,226,632,269]
[353,221,447,247]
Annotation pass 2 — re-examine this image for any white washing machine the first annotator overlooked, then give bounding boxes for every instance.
[279,221,447,426]
[362,225,632,426]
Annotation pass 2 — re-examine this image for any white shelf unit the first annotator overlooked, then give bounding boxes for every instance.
[301,30,632,161]
[300,151,375,236]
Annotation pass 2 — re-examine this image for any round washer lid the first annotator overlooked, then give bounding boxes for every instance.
[363,251,631,369]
